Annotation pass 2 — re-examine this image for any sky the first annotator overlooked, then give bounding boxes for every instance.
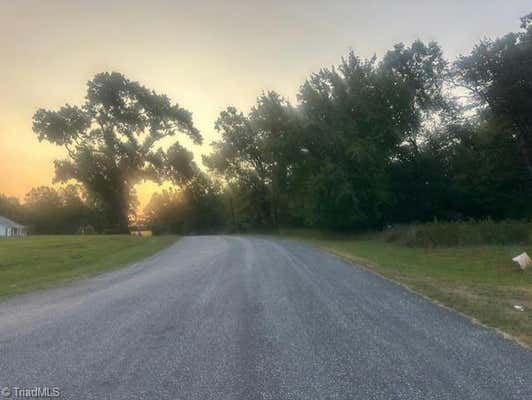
[1,0,530,209]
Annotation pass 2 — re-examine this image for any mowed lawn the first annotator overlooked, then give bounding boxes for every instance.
[0,235,178,298]
[284,232,532,347]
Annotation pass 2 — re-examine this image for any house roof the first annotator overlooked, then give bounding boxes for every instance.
[0,216,25,228]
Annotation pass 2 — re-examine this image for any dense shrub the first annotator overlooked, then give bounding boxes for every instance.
[382,220,531,247]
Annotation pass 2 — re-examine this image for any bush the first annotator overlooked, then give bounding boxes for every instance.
[382,220,531,247]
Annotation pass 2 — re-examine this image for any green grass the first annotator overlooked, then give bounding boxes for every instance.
[0,235,178,298]
[281,229,532,347]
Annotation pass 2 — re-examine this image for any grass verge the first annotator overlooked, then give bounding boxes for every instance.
[0,235,178,298]
[281,229,532,348]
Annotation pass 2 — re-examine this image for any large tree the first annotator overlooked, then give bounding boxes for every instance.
[297,41,449,229]
[23,185,93,234]
[204,91,304,228]
[0,194,24,222]
[455,13,532,181]
[33,72,201,232]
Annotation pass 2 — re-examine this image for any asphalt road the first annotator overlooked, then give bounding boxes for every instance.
[0,236,531,399]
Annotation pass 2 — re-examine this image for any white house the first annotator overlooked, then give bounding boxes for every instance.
[0,216,27,237]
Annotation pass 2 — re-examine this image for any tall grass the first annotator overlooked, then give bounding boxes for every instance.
[382,220,531,247]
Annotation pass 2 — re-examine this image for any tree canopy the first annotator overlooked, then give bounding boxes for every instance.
[204,91,304,228]
[455,13,532,181]
[15,12,532,235]
[33,72,201,232]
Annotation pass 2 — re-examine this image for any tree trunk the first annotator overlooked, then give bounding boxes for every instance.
[116,209,130,234]
[107,185,130,234]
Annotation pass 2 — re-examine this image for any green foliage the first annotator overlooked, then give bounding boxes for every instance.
[144,173,225,234]
[1,185,110,234]
[207,41,452,230]
[455,13,532,181]
[33,72,201,232]
[0,194,24,222]
[206,16,532,232]
[298,42,449,229]
[204,91,305,228]
[382,220,531,247]
[20,13,532,235]
[388,119,532,223]
[25,186,81,234]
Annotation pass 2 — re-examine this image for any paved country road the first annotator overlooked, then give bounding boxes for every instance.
[0,236,531,400]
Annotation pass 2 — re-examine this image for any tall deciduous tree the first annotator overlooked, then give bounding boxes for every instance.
[0,194,24,222]
[204,92,303,228]
[33,72,201,232]
[297,42,448,229]
[455,13,532,181]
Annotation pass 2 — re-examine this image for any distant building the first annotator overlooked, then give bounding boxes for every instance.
[0,216,27,237]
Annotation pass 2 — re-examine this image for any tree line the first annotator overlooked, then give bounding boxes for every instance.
[0,186,103,234]
[2,13,531,234]
[202,13,532,232]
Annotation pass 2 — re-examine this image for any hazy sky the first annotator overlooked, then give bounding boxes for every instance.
[1,0,530,208]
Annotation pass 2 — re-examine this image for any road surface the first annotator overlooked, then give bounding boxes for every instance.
[0,236,531,399]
